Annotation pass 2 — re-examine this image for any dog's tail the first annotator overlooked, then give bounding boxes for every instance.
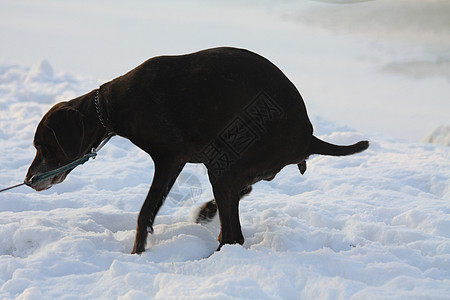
[296,136,369,175]
[308,136,369,156]
[196,199,217,224]
[196,186,252,225]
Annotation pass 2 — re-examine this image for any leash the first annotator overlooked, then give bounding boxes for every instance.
[0,182,27,193]
[0,134,113,193]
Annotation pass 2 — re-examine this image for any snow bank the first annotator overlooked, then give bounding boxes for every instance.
[1,61,449,299]
[423,126,450,147]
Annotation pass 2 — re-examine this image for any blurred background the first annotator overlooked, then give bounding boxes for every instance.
[1,0,449,142]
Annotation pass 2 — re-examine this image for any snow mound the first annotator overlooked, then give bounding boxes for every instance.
[26,60,54,82]
[423,125,450,146]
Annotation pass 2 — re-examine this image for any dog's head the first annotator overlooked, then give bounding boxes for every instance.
[25,102,85,191]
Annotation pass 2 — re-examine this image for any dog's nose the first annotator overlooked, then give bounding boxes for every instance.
[24,174,31,184]
[24,174,37,187]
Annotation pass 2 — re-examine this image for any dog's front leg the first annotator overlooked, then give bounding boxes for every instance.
[131,159,184,254]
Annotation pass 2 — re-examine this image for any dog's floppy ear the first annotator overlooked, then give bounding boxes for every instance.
[43,104,85,160]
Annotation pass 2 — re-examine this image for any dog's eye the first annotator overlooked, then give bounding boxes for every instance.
[42,146,50,155]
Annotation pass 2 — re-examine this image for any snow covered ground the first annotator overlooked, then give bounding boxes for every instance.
[1,0,449,299]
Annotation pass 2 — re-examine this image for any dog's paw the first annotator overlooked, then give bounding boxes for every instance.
[131,243,146,255]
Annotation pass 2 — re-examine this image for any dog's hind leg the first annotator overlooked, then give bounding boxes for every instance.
[209,178,250,250]
[131,158,185,254]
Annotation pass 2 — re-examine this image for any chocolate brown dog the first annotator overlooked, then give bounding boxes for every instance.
[25,47,369,254]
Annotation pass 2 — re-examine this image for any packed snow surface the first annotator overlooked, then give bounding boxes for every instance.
[1,1,450,299]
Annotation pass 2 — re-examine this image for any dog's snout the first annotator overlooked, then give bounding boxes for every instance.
[24,172,43,191]
[24,174,31,185]
[25,168,35,185]
[25,161,49,191]
[24,174,37,187]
